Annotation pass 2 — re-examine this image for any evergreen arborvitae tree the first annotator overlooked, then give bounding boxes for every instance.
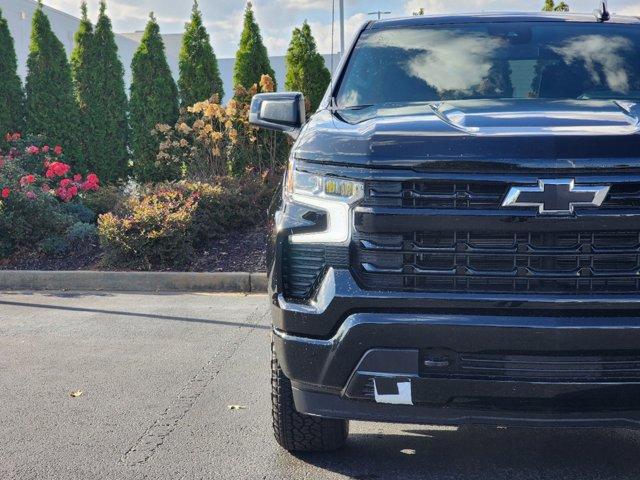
[285,21,331,112]
[0,7,25,139]
[92,0,129,182]
[71,2,97,171]
[233,2,276,90]
[179,0,224,106]
[543,0,570,11]
[26,1,82,163]
[130,13,179,183]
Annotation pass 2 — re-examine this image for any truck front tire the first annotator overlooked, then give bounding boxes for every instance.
[271,346,349,452]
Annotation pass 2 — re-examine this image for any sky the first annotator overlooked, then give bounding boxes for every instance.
[43,0,640,58]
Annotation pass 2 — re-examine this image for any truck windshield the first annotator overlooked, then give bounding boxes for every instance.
[336,22,640,107]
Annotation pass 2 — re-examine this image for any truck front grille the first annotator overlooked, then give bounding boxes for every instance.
[422,352,640,382]
[354,231,640,294]
[365,180,640,210]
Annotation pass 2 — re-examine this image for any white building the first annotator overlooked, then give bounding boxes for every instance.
[2,0,338,103]
[1,0,139,87]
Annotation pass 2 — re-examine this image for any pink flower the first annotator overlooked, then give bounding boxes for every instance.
[53,145,63,156]
[26,145,40,155]
[20,174,36,186]
[73,174,82,182]
[26,191,37,200]
[42,145,50,153]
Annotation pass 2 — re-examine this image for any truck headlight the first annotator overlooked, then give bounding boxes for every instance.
[285,158,363,245]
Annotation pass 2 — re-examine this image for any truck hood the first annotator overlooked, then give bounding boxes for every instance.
[294,99,640,171]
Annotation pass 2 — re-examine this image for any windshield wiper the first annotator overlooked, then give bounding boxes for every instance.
[338,104,374,111]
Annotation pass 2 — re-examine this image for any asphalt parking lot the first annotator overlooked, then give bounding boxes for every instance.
[2,291,640,479]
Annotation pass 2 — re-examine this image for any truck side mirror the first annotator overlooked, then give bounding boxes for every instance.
[249,92,306,138]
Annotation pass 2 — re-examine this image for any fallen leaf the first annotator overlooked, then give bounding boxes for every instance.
[227,405,247,410]
[70,390,83,398]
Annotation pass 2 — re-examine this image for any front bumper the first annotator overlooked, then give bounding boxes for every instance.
[273,303,640,427]
[291,388,640,428]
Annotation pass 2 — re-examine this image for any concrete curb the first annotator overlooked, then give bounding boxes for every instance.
[0,270,268,293]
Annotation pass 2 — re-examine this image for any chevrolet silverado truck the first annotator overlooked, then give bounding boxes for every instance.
[250,11,640,452]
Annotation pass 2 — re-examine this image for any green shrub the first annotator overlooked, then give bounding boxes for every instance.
[181,176,273,245]
[98,189,198,269]
[62,202,95,224]
[0,189,75,255]
[82,184,125,216]
[39,235,69,256]
[66,221,97,244]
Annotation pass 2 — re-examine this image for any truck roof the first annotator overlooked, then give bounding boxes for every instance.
[368,12,640,29]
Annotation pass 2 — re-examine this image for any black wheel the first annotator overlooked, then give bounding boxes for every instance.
[271,345,349,452]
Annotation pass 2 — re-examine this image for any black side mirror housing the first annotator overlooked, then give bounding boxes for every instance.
[249,92,306,138]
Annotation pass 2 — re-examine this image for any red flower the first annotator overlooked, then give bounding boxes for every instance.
[53,145,63,156]
[81,173,100,192]
[87,173,99,184]
[1,187,9,199]
[56,184,78,202]
[59,178,72,188]
[73,174,82,182]
[45,161,70,178]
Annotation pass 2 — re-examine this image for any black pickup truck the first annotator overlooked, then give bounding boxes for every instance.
[250,12,640,452]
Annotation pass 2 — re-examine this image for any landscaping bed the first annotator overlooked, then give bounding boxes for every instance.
[0,223,268,273]
[1,77,284,276]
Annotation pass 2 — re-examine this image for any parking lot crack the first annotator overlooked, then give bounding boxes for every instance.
[120,306,268,467]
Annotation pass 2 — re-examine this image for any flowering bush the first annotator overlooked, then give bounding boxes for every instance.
[154,74,290,180]
[0,134,99,203]
[0,133,101,257]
